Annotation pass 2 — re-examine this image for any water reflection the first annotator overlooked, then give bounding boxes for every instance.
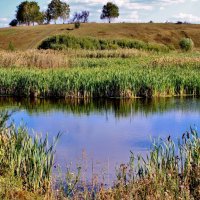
[1,97,200,117]
[0,97,200,182]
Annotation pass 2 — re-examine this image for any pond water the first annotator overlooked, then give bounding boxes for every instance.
[1,97,200,184]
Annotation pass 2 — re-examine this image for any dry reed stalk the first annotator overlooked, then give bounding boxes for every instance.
[0,50,69,69]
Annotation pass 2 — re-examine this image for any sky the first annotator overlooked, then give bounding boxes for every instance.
[0,0,199,27]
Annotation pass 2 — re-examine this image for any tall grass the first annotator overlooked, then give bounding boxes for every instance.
[0,112,61,194]
[0,50,69,68]
[0,60,199,98]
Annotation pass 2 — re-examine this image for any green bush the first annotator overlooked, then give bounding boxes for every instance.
[39,35,170,52]
[179,38,194,51]
[74,22,80,29]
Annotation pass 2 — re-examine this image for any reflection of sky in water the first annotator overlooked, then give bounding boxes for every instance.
[2,98,200,182]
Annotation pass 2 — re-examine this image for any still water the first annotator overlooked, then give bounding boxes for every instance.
[1,97,200,182]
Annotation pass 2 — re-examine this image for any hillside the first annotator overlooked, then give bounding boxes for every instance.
[0,23,200,50]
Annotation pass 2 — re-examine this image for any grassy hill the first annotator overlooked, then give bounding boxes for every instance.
[0,23,200,50]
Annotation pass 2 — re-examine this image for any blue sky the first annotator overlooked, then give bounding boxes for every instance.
[0,0,200,27]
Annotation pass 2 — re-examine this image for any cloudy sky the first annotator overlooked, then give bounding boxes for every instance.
[0,0,199,27]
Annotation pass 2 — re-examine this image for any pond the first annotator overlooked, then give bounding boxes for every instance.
[1,97,200,184]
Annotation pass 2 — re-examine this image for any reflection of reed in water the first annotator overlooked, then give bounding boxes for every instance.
[0,97,199,117]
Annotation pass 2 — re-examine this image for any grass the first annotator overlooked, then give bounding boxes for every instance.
[0,112,61,196]
[0,23,200,50]
[0,112,199,199]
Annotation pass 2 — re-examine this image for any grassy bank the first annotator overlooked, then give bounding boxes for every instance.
[1,23,200,50]
[0,112,199,199]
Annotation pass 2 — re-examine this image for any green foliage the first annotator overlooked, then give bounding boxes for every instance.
[39,35,170,52]
[9,19,18,27]
[16,1,42,26]
[0,112,61,193]
[47,0,70,24]
[35,11,45,25]
[74,21,80,29]
[100,2,119,23]
[179,38,194,51]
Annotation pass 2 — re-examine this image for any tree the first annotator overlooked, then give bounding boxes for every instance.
[72,11,89,23]
[35,11,45,25]
[9,19,18,27]
[100,2,119,23]
[44,9,51,24]
[47,0,70,24]
[80,11,89,23]
[16,1,42,26]
[60,2,70,24]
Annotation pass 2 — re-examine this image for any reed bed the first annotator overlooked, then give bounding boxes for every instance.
[61,129,199,200]
[65,48,149,58]
[151,56,200,67]
[0,61,199,98]
[0,50,69,69]
[0,112,61,195]
[0,49,149,69]
[0,50,200,98]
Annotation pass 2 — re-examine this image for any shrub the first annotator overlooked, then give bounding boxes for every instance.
[179,38,194,51]
[9,19,18,27]
[74,22,80,29]
[39,35,170,52]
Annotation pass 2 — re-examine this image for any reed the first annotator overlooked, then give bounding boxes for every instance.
[0,112,61,194]
[56,129,200,200]
[0,60,199,98]
[0,112,199,199]
[0,50,69,69]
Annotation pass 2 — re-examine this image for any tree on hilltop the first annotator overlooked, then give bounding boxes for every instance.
[47,0,70,24]
[16,1,42,26]
[72,11,90,23]
[100,2,119,23]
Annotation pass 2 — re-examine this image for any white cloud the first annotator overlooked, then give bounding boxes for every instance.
[173,13,200,23]
[0,18,8,22]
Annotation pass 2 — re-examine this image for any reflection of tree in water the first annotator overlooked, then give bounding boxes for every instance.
[0,97,199,118]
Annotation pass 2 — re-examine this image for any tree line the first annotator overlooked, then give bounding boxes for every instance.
[9,1,119,26]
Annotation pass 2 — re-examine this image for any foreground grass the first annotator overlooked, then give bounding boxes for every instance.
[0,112,199,199]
